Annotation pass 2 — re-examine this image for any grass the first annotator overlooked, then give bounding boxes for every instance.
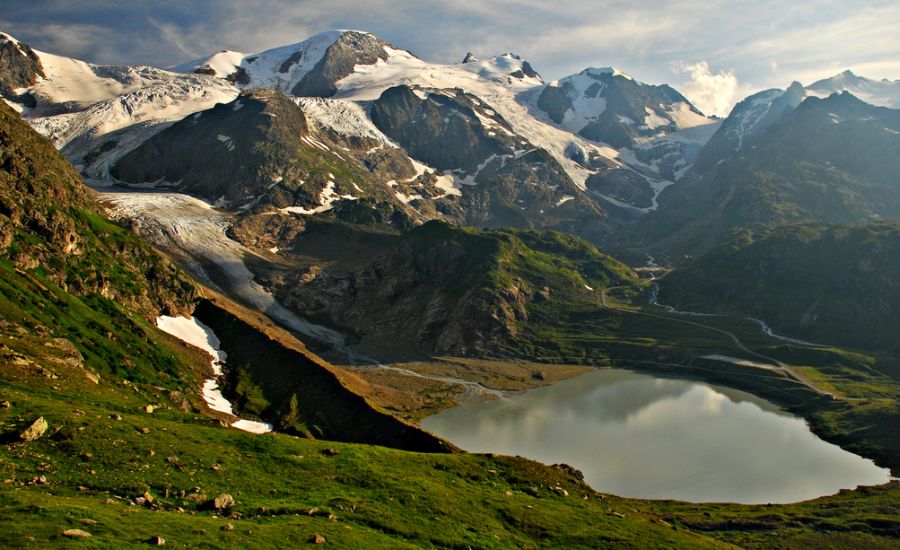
[0,373,723,548]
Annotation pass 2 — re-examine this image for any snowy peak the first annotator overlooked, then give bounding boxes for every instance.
[806,69,900,108]
[459,52,543,84]
[809,69,864,89]
[579,66,633,81]
[537,65,713,148]
[170,30,393,98]
[169,50,247,79]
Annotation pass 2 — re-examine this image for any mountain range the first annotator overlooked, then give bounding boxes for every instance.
[2,25,900,547]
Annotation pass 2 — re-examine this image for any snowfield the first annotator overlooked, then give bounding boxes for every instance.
[156,315,273,434]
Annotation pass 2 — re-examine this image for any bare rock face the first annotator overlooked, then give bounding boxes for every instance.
[370,84,602,229]
[0,35,44,105]
[291,31,389,97]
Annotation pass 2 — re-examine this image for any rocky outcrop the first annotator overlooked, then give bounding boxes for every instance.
[586,169,654,209]
[233,218,639,357]
[370,85,603,229]
[113,89,312,206]
[0,34,44,106]
[291,31,389,97]
[19,416,48,441]
[370,85,513,173]
[537,68,699,148]
[111,89,421,215]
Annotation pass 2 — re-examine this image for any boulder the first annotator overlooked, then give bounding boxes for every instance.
[212,493,235,510]
[19,416,48,441]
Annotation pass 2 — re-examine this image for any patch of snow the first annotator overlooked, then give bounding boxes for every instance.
[556,195,575,206]
[433,174,462,197]
[156,315,273,434]
[294,97,397,144]
[644,108,669,129]
[170,50,247,79]
[281,180,356,214]
[2,98,24,114]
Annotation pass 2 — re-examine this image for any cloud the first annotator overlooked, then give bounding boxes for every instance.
[675,61,742,117]
[1,0,898,102]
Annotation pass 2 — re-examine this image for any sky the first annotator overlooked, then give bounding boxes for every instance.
[2,0,899,116]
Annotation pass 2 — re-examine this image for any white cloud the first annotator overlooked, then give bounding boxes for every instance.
[2,0,899,101]
[675,61,742,117]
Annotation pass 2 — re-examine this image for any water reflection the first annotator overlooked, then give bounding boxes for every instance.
[421,369,890,504]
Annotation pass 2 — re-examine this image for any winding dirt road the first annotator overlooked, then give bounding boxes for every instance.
[600,286,833,398]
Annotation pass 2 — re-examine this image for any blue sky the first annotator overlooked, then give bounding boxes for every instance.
[3,0,899,115]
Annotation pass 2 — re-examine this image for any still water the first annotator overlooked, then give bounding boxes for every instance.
[421,369,891,504]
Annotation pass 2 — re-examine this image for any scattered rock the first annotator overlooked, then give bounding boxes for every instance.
[165,456,178,463]
[0,400,10,409]
[222,523,235,532]
[551,486,569,497]
[144,405,155,414]
[111,414,122,421]
[62,529,92,538]
[79,452,94,462]
[19,416,48,441]
[321,448,340,456]
[309,533,326,544]
[148,535,166,546]
[140,427,151,434]
[34,475,47,485]
[210,463,221,472]
[143,491,154,503]
[78,518,97,525]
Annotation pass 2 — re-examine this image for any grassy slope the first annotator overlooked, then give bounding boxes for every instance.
[638,93,900,260]
[0,263,715,548]
[658,222,900,356]
[2,100,900,547]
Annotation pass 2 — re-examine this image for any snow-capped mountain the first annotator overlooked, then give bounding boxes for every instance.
[535,67,713,147]
[690,69,900,174]
[1,31,238,181]
[645,90,900,260]
[806,70,900,109]
[692,81,806,172]
[0,32,44,103]
[170,30,392,98]
[11,27,898,238]
[169,50,247,79]
[531,66,721,211]
[167,30,721,213]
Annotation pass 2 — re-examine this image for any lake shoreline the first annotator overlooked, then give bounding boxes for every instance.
[422,368,891,504]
